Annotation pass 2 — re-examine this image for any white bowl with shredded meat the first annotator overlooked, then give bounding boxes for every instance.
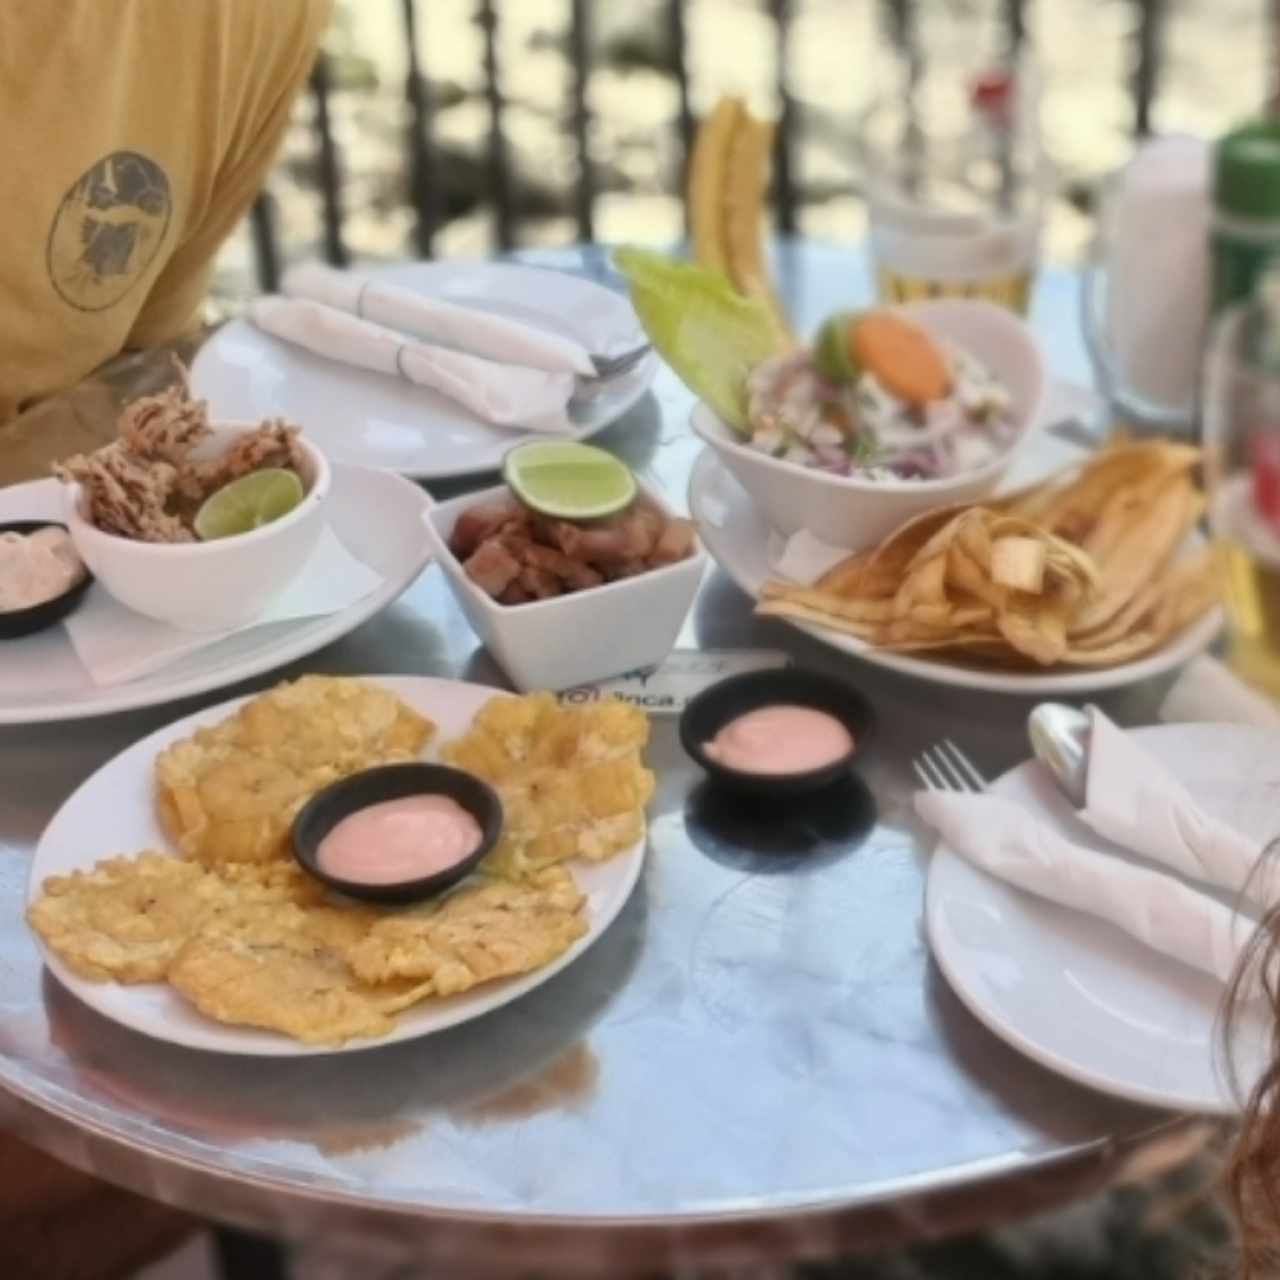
[62,422,331,632]
[424,478,705,691]
[691,299,1045,550]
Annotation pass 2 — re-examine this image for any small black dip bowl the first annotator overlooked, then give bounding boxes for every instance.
[679,667,876,798]
[291,762,504,905]
[0,521,94,640]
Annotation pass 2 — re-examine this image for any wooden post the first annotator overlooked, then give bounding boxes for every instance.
[569,0,595,243]
[667,0,694,235]
[401,0,442,258]
[309,53,348,267]
[249,195,280,293]
[769,0,797,236]
[477,0,515,252]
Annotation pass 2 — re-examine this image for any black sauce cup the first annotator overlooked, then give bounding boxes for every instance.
[0,521,94,640]
[679,667,876,798]
[291,763,504,905]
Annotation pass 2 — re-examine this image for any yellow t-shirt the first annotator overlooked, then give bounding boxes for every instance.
[0,0,332,424]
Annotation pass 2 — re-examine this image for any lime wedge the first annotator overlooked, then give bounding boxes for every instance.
[503,441,637,520]
[193,468,305,541]
[813,311,861,384]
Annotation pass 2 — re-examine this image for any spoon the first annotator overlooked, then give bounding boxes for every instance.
[1027,702,1090,807]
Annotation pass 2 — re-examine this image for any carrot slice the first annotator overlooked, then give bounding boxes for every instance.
[849,310,951,405]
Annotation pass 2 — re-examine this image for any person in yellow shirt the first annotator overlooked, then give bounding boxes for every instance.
[0,4,330,1275]
[0,0,331,449]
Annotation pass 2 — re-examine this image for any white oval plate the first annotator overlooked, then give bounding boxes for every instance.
[926,724,1275,1114]
[190,261,658,480]
[0,469,431,724]
[688,443,1223,696]
[29,675,646,1056]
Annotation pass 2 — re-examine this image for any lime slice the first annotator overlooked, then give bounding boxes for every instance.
[503,441,637,520]
[813,311,861,384]
[193,468,305,541]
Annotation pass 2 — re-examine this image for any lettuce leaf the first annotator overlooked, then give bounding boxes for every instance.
[613,247,788,433]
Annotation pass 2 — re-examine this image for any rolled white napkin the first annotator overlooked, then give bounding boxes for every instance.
[1160,654,1280,730]
[281,262,595,376]
[249,297,577,432]
[916,789,1257,988]
[1078,705,1273,907]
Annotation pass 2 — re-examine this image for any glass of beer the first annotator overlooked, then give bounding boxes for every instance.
[858,63,1049,314]
[1204,269,1280,696]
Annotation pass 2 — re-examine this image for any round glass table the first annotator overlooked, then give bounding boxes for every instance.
[0,242,1212,1275]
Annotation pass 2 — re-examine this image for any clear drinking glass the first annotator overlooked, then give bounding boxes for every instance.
[1203,270,1280,696]
[858,62,1049,315]
[1079,137,1211,439]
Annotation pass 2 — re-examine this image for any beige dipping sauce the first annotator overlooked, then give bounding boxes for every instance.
[0,527,84,611]
[704,704,854,775]
[317,794,483,884]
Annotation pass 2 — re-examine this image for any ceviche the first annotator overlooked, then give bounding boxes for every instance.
[744,309,1016,481]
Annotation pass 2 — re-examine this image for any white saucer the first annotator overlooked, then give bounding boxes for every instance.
[687,442,1222,696]
[29,676,645,1056]
[926,723,1274,1114]
[191,261,658,480]
[0,469,431,724]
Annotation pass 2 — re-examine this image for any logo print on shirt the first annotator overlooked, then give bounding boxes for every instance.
[46,151,172,312]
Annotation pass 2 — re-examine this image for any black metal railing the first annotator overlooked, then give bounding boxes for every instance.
[401,0,442,259]
[246,0,1267,290]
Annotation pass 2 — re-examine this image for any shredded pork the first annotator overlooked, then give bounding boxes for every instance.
[54,364,305,543]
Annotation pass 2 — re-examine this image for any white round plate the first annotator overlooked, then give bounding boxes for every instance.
[926,724,1275,1114]
[688,442,1223,695]
[0,470,431,724]
[29,675,646,1056]
[190,261,657,480]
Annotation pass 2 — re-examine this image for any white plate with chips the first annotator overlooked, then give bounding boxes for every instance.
[191,261,657,481]
[688,444,1223,695]
[28,675,647,1056]
[927,724,1273,1113]
[0,469,432,725]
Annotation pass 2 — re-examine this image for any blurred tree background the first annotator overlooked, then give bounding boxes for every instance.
[212,0,1270,294]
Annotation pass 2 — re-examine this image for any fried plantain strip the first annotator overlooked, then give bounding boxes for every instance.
[688,96,744,274]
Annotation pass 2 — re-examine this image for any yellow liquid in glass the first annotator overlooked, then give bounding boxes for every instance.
[1219,535,1280,697]
[875,264,1035,315]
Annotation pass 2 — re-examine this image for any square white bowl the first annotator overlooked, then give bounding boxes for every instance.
[424,481,706,691]
[691,297,1046,550]
[62,423,330,632]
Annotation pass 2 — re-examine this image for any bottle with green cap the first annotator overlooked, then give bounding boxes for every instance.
[1212,118,1280,314]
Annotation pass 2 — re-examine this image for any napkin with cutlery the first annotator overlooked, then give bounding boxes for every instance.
[249,291,578,434]
[1079,705,1271,907]
[915,789,1256,986]
[282,262,595,375]
[915,702,1279,993]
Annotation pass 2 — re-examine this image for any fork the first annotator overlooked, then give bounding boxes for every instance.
[912,739,990,795]
[582,342,652,384]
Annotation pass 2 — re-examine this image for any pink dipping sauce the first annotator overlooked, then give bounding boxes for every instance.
[316,794,483,885]
[704,704,854,775]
